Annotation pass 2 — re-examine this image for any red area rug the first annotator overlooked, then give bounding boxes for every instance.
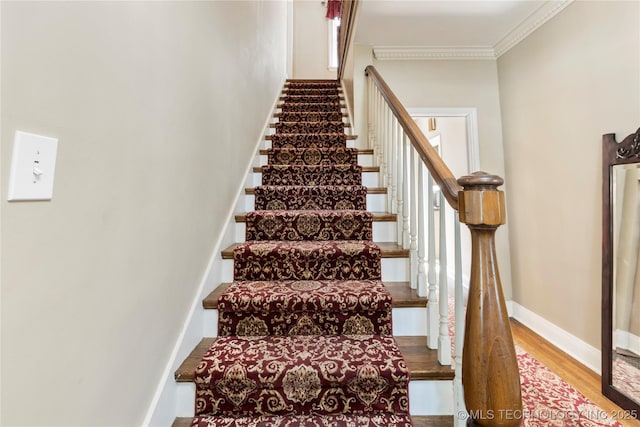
[447,301,625,426]
[517,347,622,426]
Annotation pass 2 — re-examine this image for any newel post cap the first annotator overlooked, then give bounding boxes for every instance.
[457,172,506,226]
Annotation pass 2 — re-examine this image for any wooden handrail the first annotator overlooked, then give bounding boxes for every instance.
[365,65,461,210]
[364,65,522,426]
[337,0,358,80]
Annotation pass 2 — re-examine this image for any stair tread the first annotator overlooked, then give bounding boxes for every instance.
[266,134,357,140]
[235,211,396,222]
[202,282,427,309]
[173,416,453,427]
[247,186,387,194]
[260,164,363,186]
[244,209,372,241]
[269,122,352,128]
[221,242,408,259]
[176,336,453,383]
[276,113,348,119]
[253,185,368,211]
[254,165,379,173]
[193,334,409,416]
[205,281,425,309]
[260,148,372,155]
[217,279,390,312]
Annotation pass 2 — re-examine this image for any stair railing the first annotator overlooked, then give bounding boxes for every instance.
[337,0,358,80]
[365,65,522,427]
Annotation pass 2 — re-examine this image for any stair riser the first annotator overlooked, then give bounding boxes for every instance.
[262,139,356,150]
[244,213,373,241]
[259,153,373,166]
[233,254,381,281]
[243,193,387,212]
[203,306,426,338]
[175,379,454,418]
[260,167,363,186]
[392,307,427,335]
[267,150,358,166]
[252,171,379,187]
[275,122,345,134]
[277,112,344,122]
[234,220,396,243]
[217,310,392,336]
[220,258,409,282]
[253,190,367,211]
[409,381,455,415]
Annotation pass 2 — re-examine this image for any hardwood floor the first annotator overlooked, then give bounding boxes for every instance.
[511,319,640,427]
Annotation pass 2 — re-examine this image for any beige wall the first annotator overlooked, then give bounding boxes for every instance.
[293,0,337,79]
[356,56,513,297]
[0,1,287,425]
[498,0,640,349]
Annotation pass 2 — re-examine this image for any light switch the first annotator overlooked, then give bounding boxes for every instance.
[8,131,59,201]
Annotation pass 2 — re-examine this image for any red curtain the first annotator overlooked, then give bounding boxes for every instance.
[326,0,341,20]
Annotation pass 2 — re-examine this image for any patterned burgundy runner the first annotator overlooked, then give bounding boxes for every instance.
[193,79,413,426]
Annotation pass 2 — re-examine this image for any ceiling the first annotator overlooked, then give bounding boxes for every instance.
[354,0,571,57]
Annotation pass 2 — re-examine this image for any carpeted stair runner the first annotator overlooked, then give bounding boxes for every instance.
[217,280,391,336]
[233,240,382,281]
[267,147,357,165]
[189,413,413,427]
[278,103,343,113]
[261,165,362,186]
[276,111,344,122]
[245,210,372,240]
[268,133,347,149]
[274,121,345,134]
[189,79,413,426]
[281,95,342,103]
[254,185,367,210]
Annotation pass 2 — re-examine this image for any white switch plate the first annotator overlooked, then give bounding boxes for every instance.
[8,131,59,201]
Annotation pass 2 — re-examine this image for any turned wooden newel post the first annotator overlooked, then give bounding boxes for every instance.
[458,172,522,427]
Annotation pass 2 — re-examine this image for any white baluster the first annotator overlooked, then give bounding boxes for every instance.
[426,173,437,348]
[438,192,452,365]
[402,135,410,249]
[379,106,388,189]
[453,212,466,426]
[396,126,404,245]
[367,78,373,150]
[373,90,380,167]
[409,147,418,290]
[385,107,392,196]
[418,164,428,298]
[388,116,397,214]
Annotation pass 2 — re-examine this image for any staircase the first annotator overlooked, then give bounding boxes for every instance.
[172,80,454,427]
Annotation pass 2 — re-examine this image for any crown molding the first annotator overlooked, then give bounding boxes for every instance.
[372,0,574,61]
[494,0,574,57]
[373,46,497,61]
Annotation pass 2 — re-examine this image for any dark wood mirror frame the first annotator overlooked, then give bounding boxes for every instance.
[602,127,640,414]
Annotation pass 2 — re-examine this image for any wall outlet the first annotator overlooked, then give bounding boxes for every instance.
[8,131,59,201]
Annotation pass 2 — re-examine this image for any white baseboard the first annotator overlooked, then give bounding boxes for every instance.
[614,329,640,356]
[509,301,601,374]
[142,81,285,427]
[409,380,454,415]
